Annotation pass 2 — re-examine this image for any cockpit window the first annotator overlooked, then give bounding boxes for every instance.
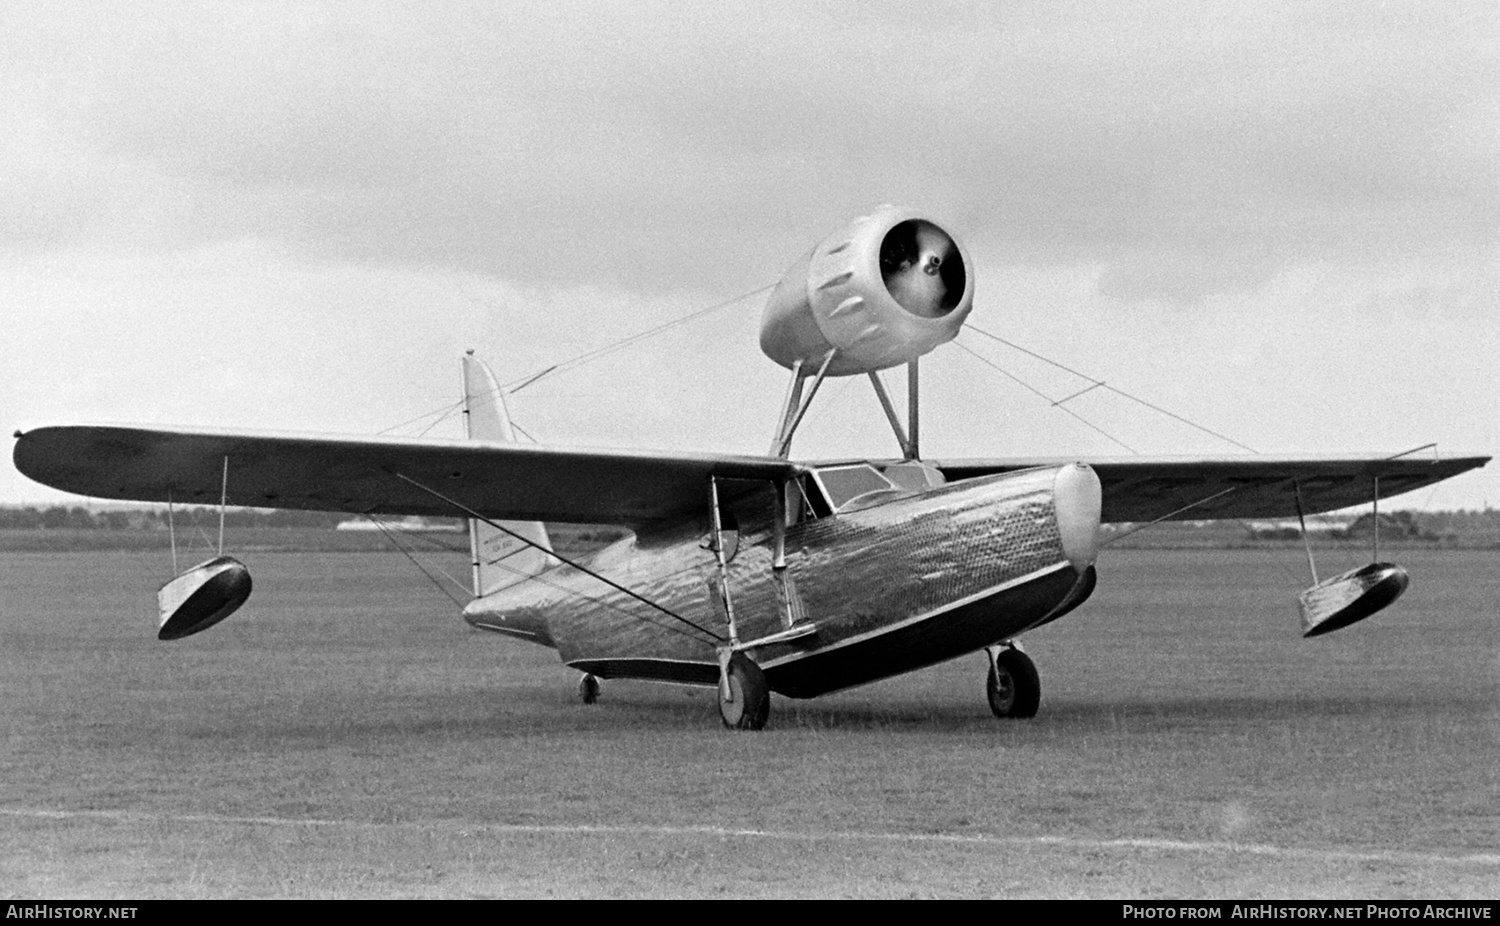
[813,464,899,511]
[790,474,831,521]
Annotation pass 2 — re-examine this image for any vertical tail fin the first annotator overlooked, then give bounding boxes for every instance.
[462,352,556,597]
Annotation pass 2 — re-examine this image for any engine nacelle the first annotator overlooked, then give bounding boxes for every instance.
[760,205,974,376]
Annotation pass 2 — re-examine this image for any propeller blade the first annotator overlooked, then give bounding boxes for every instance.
[881,220,959,318]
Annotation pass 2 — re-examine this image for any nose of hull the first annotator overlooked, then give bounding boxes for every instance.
[1053,463,1102,572]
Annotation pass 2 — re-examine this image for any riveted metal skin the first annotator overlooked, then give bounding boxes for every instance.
[464,464,1100,698]
[759,205,974,377]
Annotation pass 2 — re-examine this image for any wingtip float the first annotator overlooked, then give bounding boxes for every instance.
[156,555,253,641]
[1298,563,1410,638]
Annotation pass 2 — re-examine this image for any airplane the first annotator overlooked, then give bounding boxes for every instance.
[12,205,1490,730]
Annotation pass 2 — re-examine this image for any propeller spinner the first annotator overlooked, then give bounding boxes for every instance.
[879,219,965,319]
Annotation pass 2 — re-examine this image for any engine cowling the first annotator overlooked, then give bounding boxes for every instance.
[760,205,974,376]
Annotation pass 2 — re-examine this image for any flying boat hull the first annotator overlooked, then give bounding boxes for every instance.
[465,463,1101,697]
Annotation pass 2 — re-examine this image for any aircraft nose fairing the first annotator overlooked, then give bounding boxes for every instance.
[1053,463,1102,573]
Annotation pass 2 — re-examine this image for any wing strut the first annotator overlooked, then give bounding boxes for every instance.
[772,351,925,461]
[1101,487,1238,546]
[1293,474,1409,638]
[167,490,178,574]
[707,475,739,650]
[867,371,908,457]
[156,453,252,641]
[1293,480,1318,584]
[389,470,725,643]
[772,349,837,458]
[216,455,229,556]
[907,358,920,461]
[707,473,815,729]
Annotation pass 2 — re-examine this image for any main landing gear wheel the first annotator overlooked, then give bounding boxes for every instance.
[718,653,770,731]
[987,646,1040,719]
[578,673,600,705]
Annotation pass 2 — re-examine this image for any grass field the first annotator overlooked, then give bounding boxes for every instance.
[1,546,1496,898]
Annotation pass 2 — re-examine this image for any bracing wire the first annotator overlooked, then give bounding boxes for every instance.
[370,283,773,443]
[500,283,773,395]
[350,283,776,643]
[377,400,465,437]
[369,518,474,595]
[956,323,1359,580]
[390,471,727,643]
[964,323,1257,453]
[386,523,718,645]
[488,558,721,647]
[953,339,1138,453]
[796,375,859,434]
[180,505,218,559]
[415,405,464,439]
[363,515,469,610]
[960,321,1392,573]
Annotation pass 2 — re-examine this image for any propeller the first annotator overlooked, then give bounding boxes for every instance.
[879,219,965,318]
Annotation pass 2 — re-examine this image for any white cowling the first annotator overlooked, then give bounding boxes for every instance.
[759,205,974,376]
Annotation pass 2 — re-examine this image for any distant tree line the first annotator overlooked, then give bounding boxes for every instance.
[1339,510,1500,543]
[0,505,352,530]
[1339,511,1435,541]
[1248,509,1500,543]
[1408,509,1500,536]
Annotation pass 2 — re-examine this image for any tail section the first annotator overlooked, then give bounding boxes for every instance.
[462,352,556,597]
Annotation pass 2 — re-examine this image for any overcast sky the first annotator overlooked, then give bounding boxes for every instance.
[4,1,1497,509]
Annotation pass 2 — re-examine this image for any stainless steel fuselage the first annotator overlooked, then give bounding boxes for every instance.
[463,464,1098,698]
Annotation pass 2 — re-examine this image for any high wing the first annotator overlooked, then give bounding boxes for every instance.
[14,427,1488,527]
[933,454,1490,523]
[12,425,805,526]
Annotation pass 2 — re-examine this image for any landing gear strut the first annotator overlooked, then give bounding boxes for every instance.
[578,673,600,705]
[718,653,770,730]
[986,644,1040,719]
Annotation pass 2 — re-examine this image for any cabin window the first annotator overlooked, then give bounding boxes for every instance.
[789,474,832,522]
[877,461,946,490]
[813,464,899,512]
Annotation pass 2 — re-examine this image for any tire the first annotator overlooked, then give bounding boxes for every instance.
[987,648,1040,719]
[578,673,600,705]
[718,653,770,730]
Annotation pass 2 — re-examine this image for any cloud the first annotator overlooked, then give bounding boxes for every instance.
[3,3,1496,507]
[3,2,1494,302]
